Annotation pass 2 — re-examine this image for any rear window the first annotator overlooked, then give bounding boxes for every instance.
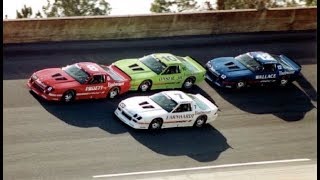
[176,56,199,72]
[187,94,209,110]
[99,65,123,81]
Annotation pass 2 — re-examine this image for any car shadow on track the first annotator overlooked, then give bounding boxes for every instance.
[206,80,316,122]
[32,85,230,162]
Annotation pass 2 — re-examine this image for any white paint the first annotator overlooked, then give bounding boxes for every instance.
[92,158,311,178]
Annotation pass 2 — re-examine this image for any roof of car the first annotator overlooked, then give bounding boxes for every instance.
[153,53,182,65]
[77,62,107,75]
[162,90,193,104]
[248,52,278,64]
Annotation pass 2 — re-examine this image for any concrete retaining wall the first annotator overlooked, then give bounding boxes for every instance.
[3,7,317,44]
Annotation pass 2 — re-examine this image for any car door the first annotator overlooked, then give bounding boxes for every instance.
[164,103,194,128]
[78,74,108,99]
[254,63,277,85]
[158,66,183,89]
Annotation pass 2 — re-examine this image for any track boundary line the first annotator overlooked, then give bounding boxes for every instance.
[92,158,311,178]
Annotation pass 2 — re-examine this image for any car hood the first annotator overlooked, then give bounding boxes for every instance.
[209,57,249,73]
[113,59,157,79]
[121,96,167,115]
[34,68,77,86]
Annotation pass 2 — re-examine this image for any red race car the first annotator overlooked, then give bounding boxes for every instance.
[27,62,131,102]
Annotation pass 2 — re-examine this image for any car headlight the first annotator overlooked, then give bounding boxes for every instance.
[220,74,227,79]
[31,74,38,80]
[206,62,212,68]
[119,102,126,108]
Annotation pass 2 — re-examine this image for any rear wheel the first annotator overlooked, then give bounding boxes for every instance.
[279,76,289,86]
[148,118,163,130]
[139,80,152,92]
[62,90,75,103]
[183,77,195,89]
[108,87,120,99]
[193,115,207,128]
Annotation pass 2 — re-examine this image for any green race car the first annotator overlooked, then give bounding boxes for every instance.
[111,53,206,91]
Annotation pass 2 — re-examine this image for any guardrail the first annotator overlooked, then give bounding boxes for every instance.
[3,7,316,44]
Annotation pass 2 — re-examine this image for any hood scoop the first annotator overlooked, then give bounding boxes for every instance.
[139,101,154,109]
[52,73,62,77]
[55,77,67,80]
[225,62,240,70]
[129,64,144,71]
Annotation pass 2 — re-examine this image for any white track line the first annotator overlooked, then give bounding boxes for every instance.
[93,158,311,178]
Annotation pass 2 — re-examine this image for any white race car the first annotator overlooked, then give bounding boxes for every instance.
[114,90,218,130]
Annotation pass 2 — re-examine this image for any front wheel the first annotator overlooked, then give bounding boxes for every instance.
[193,115,207,128]
[61,90,75,103]
[183,77,195,89]
[108,87,120,99]
[139,80,152,92]
[148,118,163,130]
[235,80,246,89]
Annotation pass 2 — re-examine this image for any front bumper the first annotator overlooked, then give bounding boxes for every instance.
[27,79,61,101]
[114,107,148,129]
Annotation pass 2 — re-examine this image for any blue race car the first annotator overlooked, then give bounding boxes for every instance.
[205,51,301,89]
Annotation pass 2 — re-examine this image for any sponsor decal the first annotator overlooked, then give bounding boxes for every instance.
[159,76,183,81]
[160,76,174,81]
[108,82,124,87]
[85,86,103,91]
[260,80,276,83]
[279,71,295,75]
[195,111,211,115]
[255,74,276,79]
[166,114,194,120]
[86,64,99,72]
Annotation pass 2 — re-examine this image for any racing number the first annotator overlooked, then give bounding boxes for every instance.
[164,56,177,61]
[87,65,99,72]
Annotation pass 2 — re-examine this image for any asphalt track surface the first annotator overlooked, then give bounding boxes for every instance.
[4,30,317,179]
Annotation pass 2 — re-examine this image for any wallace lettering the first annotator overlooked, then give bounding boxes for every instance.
[255,74,276,79]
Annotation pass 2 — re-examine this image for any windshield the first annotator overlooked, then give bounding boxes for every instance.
[140,55,167,74]
[99,65,123,81]
[187,94,209,110]
[235,54,262,71]
[150,93,178,112]
[62,64,89,84]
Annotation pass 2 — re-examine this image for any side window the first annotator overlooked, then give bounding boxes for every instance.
[173,103,192,113]
[163,66,180,75]
[88,75,105,84]
[263,64,276,72]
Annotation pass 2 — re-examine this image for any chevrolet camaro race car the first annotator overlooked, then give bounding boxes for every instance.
[27,62,131,102]
[112,53,206,92]
[205,51,301,89]
[114,90,218,130]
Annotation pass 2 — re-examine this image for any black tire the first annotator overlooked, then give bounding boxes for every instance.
[108,87,120,99]
[148,118,163,130]
[61,90,75,103]
[193,115,207,128]
[183,77,195,89]
[139,80,152,92]
[235,80,246,89]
